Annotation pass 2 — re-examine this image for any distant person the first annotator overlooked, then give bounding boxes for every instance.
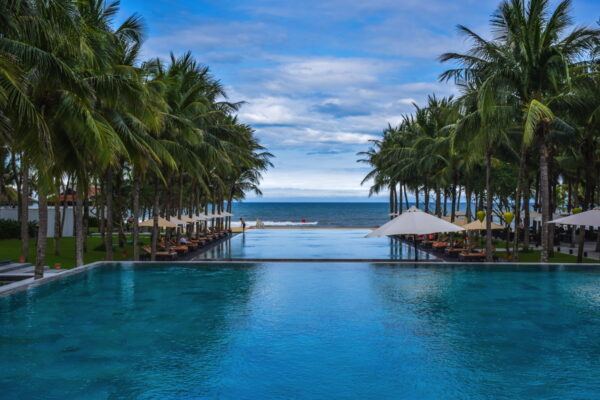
[179,236,190,245]
[240,217,246,233]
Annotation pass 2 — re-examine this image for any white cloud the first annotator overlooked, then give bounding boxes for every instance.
[239,96,307,125]
[132,0,483,199]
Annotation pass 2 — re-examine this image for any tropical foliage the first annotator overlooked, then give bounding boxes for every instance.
[0,0,272,276]
[360,0,600,262]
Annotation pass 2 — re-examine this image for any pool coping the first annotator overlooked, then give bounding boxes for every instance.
[3,259,600,299]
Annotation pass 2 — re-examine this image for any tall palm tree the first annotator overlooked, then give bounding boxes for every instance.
[440,0,599,261]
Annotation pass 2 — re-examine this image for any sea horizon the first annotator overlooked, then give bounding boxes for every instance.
[230,201,476,228]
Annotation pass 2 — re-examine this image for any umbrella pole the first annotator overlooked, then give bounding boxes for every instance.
[414,234,418,262]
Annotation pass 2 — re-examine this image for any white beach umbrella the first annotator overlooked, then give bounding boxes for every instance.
[179,215,195,223]
[549,209,600,227]
[192,214,208,221]
[367,207,465,261]
[462,220,504,231]
[169,216,187,226]
[367,207,465,237]
[529,210,564,222]
[138,216,177,228]
[442,216,468,227]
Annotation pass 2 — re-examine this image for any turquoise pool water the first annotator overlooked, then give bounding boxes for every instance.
[194,229,433,260]
[2,263,600,399]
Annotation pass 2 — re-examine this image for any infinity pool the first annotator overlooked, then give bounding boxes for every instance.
[194,228,433,260]
[2,263,600,399]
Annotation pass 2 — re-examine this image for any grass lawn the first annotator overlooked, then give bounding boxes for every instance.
[0,234,151,269]
[496,250,600,263]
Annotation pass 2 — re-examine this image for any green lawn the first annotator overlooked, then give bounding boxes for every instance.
[0,234,150,269]
[496,250,600,263]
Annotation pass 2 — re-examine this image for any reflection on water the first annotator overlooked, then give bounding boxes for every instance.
[195,229,434,260]
[2,263,600,399]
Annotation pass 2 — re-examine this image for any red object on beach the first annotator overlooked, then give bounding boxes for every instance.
[301,219,306,223]
[55,263,61,269]
[18,257,25,263]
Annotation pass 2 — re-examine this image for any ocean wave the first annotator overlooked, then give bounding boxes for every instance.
[231,220,318,227]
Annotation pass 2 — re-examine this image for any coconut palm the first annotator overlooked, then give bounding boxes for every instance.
[440,0,600,261]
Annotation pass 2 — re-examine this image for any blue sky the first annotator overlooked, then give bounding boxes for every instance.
[120,0,599,202]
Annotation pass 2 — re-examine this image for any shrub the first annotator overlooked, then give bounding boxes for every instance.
[87,216,99,228]
[0,219,37,239]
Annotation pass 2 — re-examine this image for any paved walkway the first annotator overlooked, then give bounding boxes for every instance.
[530,241,600,260]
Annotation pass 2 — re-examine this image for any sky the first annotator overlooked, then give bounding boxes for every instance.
[120,0,599,202]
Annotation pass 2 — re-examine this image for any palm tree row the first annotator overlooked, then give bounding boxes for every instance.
[360,0,600,262]
[0,0,272,277]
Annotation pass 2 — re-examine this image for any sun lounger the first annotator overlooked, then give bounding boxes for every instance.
[458,249,496,262]
[432,242,449,252]
[445,248,467,258]
[421,241,435,249]
[142,246,177,261]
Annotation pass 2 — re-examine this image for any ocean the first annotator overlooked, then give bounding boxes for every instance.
[230,202,470,228]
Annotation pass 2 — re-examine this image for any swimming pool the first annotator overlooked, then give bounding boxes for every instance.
[194,228,434,260]
[2,262,600,399]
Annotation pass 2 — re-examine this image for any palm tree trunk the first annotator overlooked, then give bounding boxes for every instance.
[177,172,184,239]
[132,171,141,261]
[523,180,531,251]
[20,159,29,261]
[512,148,527,260]
[548,177,556,257]
[53,180,61,256]
[61,175,70,233]
[151,176,160,261]
[435,187,441,216]
[104,168,113,260]
[74,184,84,267]
[389,187,394,219]
[571,183,579,247]
[465,186,472,220]
[398,183,403,214]
[98,179,105,242]
[83,194,89,253]
[577,225,585,263]
[539,135,551,262]
[35,193,48,279]
[577,183,594,263]
[424,185,430,213]
[443,189,448,216]
[450,176,457,222]
[415,187,419,209]
[485,150,493,262]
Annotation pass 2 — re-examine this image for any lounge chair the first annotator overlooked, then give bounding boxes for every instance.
[444,247,467,259]
[459,248,496,262]
[142,245,177,261]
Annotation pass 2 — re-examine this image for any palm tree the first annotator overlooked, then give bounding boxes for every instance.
[440,0,600,261]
